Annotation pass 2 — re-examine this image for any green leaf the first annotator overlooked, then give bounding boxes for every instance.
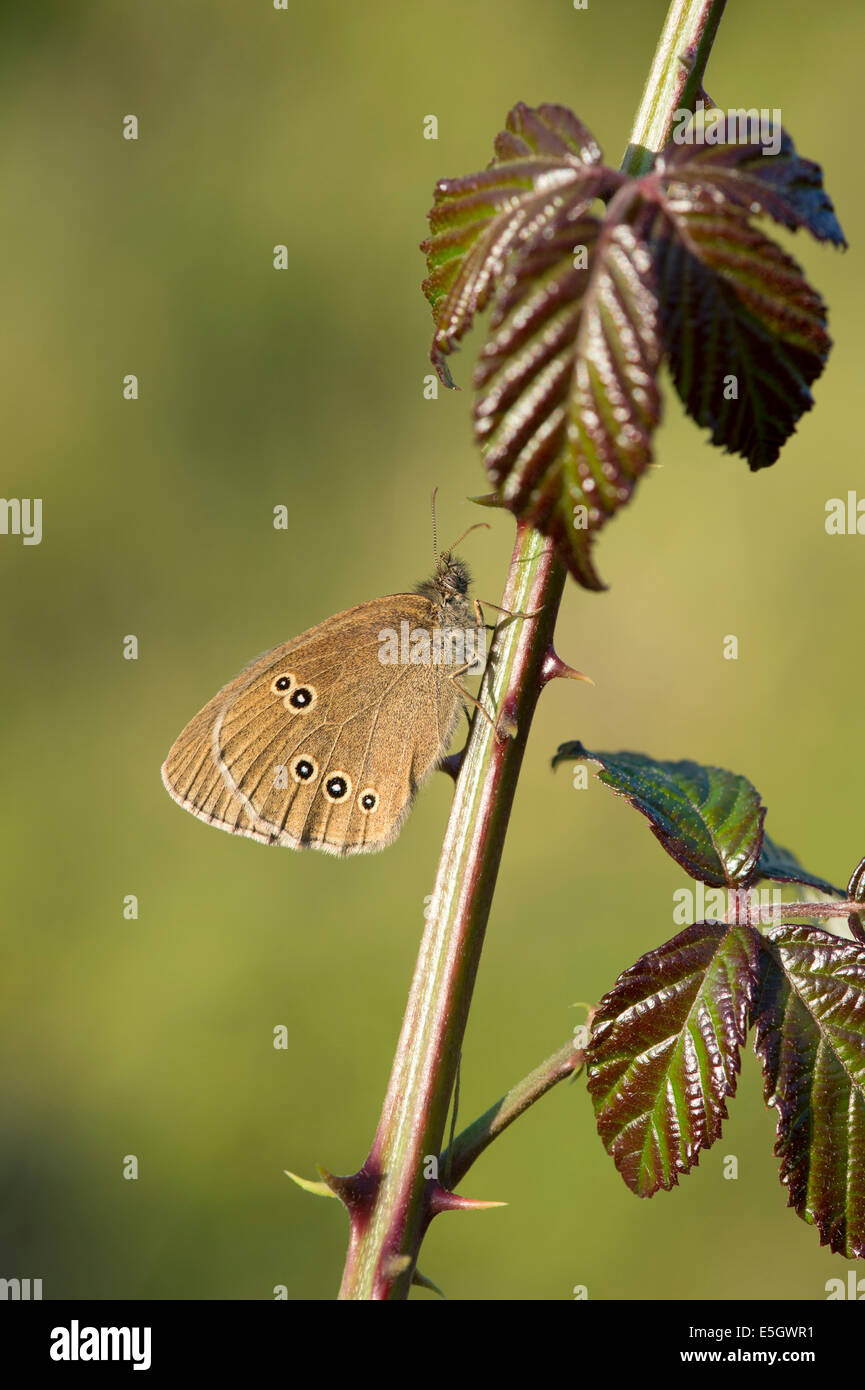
[587,922,760,1196]
[753,928,865,1258]
[756,834,844,898]
[553,744,764,887]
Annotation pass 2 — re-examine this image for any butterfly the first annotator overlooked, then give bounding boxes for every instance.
[162,524,494,855]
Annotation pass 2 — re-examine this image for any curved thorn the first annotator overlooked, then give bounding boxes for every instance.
[540,648,594,687]
[412,1268,448,1299]
[428,1183,508,1216]
[439,750,465,782]
[284,1169,338,1199]
[316,1165,379,1212]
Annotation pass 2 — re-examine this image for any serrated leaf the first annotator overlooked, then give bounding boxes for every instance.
[473,216,661,590]
[587,922,760,1196]
[553,744,764,886]
[641,182,832,469]
[423,103,842,586]
[422,102,616,390]
[656,126,846,246]
[756,833,844,898]
[491,101,603,165]
[753,927,865,1258]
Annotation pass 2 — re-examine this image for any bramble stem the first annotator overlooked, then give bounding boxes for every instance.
[336,0,729,1301]
[337,523,566,1299]
[727,897,864,926]
[622,0,728,175]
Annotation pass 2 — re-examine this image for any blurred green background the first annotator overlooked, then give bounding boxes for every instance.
[1,0,862,1301]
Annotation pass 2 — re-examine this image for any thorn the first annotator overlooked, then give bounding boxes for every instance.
[284,1169,339,1200]
[540,649,594,687]
[428,1183,508,1216]
[468,492,506,509]
[412,1268,448,1299]
[314,1165,379,1212]
[439,750,464,781]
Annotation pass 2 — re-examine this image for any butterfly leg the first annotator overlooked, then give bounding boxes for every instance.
[475,597,544,633]
[447,661,496,731]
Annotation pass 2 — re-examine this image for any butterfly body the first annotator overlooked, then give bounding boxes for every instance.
[161,556,486,855]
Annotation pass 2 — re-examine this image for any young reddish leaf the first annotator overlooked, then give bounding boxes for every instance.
[422,103,843,586]
[656,128,846,247]
[641,193,831,470]
[756,834,844,899]
[552,744,764,886]
[587,922,760,1196]
[491,101,602,165]
[753,928,865,1258]
[473,214,661,590]
[421,103,615,390]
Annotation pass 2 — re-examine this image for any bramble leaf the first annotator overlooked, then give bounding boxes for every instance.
[587,921,760,1196]
[422,102,844,586]
[634,124,842,470]
[473,216,661,590]
[553,744,764,887]
[421,103,614,391]
[655,126,846,247]
[753,927,865,1258]
[639,194,831,470]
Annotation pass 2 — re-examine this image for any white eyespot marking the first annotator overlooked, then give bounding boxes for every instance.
[358,788,379,814]
[292,755,318,784]
[324,773,351,802]
[285,683,316,712]
[272,672,295,695]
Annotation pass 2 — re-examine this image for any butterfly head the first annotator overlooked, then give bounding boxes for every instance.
[436,551,471,597]
[420,499,487,620]
[415,552,474,619]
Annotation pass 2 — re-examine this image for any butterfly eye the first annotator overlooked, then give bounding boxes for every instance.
[272,674,294,694]
[324,773,351,802]
[358,789,379,814]
[291,756,318,783]
[287,684,316,711]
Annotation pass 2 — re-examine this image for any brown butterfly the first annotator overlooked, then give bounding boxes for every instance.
[161,524,492,855]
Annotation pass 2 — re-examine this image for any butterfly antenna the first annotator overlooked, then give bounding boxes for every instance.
[431,486,440,567]
[441,520,491,558]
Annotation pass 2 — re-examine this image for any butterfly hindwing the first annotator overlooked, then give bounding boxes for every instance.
[161,595,472,853]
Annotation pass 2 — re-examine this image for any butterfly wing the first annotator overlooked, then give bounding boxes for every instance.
[161,596,468,854]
